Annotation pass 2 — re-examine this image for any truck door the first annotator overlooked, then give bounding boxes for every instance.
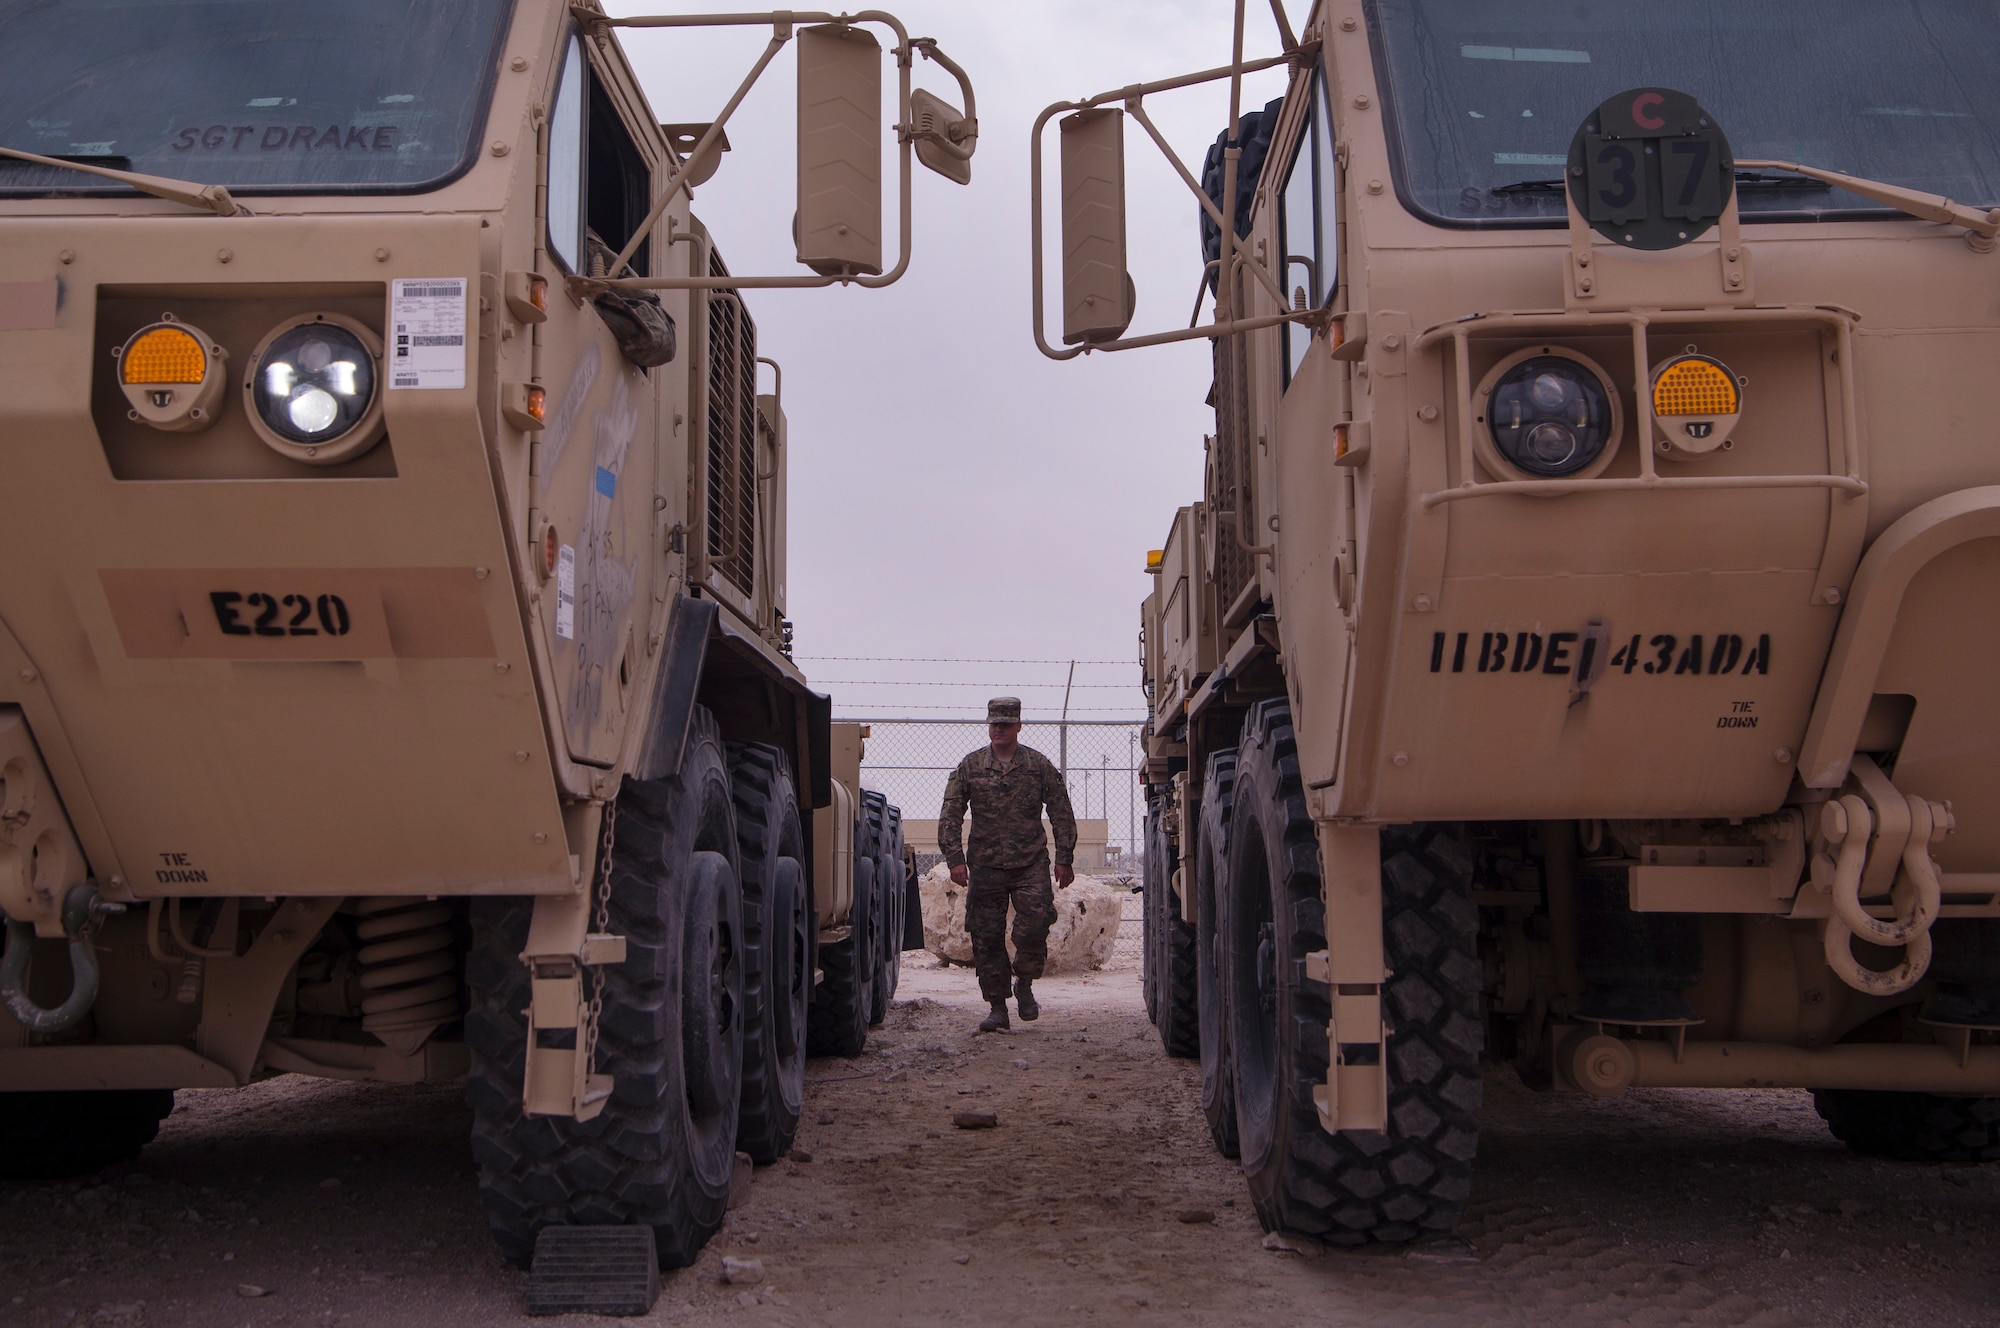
[536,32,663,766]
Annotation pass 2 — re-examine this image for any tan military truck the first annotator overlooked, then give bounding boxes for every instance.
[0,0,967,1268]
[1051,0,2000,1245]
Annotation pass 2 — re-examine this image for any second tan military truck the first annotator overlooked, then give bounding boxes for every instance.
[1045,0,2000,1245]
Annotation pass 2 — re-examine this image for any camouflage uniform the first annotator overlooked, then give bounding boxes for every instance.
[939,740,1078,1003]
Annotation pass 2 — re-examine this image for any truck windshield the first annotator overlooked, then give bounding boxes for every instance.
[0,0,515,198]
[1369,0,2000,228]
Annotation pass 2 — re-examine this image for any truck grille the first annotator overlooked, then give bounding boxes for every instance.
[1210,321,1255,610]
[705,251,758,597]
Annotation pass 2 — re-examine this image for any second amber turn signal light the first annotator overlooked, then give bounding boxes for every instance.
[502,382,546,432]
[1650,350,1743,456]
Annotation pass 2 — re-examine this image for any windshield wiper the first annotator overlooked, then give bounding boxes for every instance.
[1735,158,1998,243]
[1732,170,1828,191]
[0,145,244,216]
[1490,162,1999,246]
[1493,170,1824,196]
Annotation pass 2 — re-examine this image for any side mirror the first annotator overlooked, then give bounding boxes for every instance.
[796,23,883,278]
[1059,108,1131,346]
[911,88,972,186]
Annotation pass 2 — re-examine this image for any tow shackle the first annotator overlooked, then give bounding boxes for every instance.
[1818,793,1948,997]
[0,881,124,1034]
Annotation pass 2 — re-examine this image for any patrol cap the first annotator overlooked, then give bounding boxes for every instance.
[987,696,1022,724]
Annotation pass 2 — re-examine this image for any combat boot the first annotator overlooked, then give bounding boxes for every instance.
[978,1001,1010,1033]
[1014,976,1039,1021]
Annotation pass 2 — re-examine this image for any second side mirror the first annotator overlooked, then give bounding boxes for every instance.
[1059,108,1132,345]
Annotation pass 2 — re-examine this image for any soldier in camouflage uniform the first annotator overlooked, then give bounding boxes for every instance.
[940,697,1078,1032]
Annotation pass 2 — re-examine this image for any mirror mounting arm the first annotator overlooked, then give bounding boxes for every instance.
[1125,98,1288,310]
[907,37,978,160]
[586,8,974,290]
[1028,44,1314,359]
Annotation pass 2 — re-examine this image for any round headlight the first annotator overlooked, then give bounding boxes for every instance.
[253,323,374,442]
[1485,354,1616,478]
[243,314,385,465]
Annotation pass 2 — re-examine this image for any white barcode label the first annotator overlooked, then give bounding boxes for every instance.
[555,544,576,641]
[388,277,467,390]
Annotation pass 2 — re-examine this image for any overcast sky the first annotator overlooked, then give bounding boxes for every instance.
[608,1,1294,721]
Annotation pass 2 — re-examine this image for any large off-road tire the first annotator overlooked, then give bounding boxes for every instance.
[1224,698,1481,1244]
[1146,794,1199,1058]
[1813,1090,2000,1163]
[727,742,808,1165]
[860,788,892,1024]
[807,854,873,1058]
[1197,749,1240,1157]
[0,1089,174,1180]
[467,707,744,1270]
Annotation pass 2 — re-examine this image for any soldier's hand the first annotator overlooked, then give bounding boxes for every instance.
[1054,863,1075,888]
[950,864,969,888]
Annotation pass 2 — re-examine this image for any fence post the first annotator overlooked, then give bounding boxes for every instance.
[1127,730,1136,864]
[1059,659,1075,778]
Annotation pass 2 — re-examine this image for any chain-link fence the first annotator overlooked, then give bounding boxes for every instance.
[840,717,1146,881]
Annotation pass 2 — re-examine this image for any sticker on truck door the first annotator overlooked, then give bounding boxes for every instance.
[555,544,576,641]
[388,277,467,390]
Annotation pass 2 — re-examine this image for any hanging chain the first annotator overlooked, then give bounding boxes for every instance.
[583,795,616,1076]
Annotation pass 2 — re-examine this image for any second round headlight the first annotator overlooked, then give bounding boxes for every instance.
[1487,354,1614,478]
[244,314,385,465]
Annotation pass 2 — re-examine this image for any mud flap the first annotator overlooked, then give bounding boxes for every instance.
[526,1225,659,1316]
[902,851,925,951]
[633,597,717,782]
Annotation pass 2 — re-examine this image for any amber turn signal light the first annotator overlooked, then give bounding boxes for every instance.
[505,270,550,324]
[121,325,207,384]
[114,317,227,433]
[1649,350,1743,456]
[503,382,546,432]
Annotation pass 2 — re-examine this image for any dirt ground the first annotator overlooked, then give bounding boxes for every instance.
[3,906,1998,1328]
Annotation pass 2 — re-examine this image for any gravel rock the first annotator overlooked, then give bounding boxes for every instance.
[720,1256,765,1286]
[952,1253,971,1265]
[236,1284,271,1298]
[790,1147,814,1163]
[1176,1209,1214,1224]
[953,1111,998,1130]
